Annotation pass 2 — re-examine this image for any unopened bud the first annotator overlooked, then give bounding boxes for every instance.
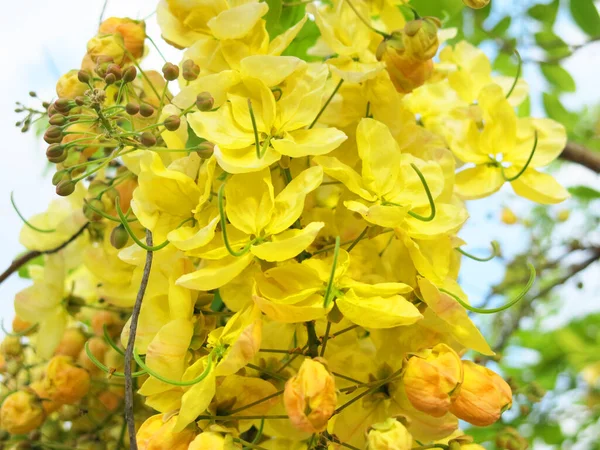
[44,126,63,144]
[54,98,72,113]
[125,102,140,115]
[43,355,91,405]
[106,64,123,80]
[162,62,180,81]
[49,115,67,126]
[366,418,412,450]
[196,92,214,111]
[0,391,45,435]
[52,171,69,186]
[56,180,76,197]
[110,224,129,249]
[182,59,200,81]
[104,73,116,85]
[163,114,181,131]
[75,96,86,106]
[47,151,68,164]
[83,199,105,222]
[140,131,157,147]
[195,141,215,159]
[78,70,91,84]
[463,0,490,9]
[122,65,137,83]
[139,103,154,117]
[46,144,64,158]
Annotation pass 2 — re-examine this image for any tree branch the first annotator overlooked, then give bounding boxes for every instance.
[0,222,90,285]
[124,229,154,450]
[560,142,600,174]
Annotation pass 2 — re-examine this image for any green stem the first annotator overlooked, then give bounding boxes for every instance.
[309,79,344,129]
[103,324,125,356]
[248,99,261,159]
[323,236,341,308]
[84,341,146,378]
[347,226,369,253]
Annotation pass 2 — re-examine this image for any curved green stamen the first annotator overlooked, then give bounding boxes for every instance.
[323,236,341,308]
[407,163,436,222]
[133,351,214,386]
[502,130,538,182]
[506,48,522,99]
[11,192,56,233]
[103,324,125,356]
[115,197,169,251]
[248,99,261,159]
[457,241,500,262]
[218,183,253,257]
[84,341,146,378]
[0,319,38,337]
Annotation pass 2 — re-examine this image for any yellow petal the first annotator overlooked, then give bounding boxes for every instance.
[225,169,274,236]
[313,155,376,201]
[173,71,240,110]
[241,55,306,87]
[254,294,330,323]
[510,168,570,204]
[268,16,308,56]
[121,294,170,354]
[167,215,220,252]
[344,200,409,228]
[478,84,517,157]
[272,128,347,158]
[404,204,469,240]
[188,104,254,150]
[455,164,504,200]
[418,277,494,355]
[336,289,422,329]
[214,144,281,174]
[267,166,324,235]
[508,117,567,168]
[176,253,254,291]
[145,319,194,379]
[229,77,276,133]
[256,263,323,303]
[173,357,216,432]
[251,222,325,262]
[207,3,269,40]
[339,280,413,296]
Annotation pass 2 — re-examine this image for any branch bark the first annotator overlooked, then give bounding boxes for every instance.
[560,142,600,174]
[0,222,90,285]
[124,229,153,450]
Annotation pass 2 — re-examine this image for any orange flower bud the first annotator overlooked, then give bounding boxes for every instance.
[136,414,196,450]
[55,328,87,359]
[403,344,463,417]
[0,390,46,434]
[91,311,124,338]
[12,316,35,335]
[402,17,441,61]
[284,358,337,433]
[43,356,91,405]
[449,361,512,426]
[79,336,108,374]
[87,33,126,65]
[30,381,62,415]
[56,70,88,99]
[99,17,146,60]
[98,390,122,412]
[1,336,23,357]
[366,418,413,450]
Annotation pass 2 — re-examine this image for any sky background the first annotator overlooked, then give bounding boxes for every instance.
[0,1,598,446]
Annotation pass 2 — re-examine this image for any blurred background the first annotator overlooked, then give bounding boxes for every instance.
[0,0,599,448]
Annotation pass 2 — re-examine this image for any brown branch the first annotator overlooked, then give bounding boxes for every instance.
[560,142,600,174]
[124,229,153,450]
[0,222,90,285]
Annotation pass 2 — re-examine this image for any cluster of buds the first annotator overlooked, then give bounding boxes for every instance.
[376,16,441,93]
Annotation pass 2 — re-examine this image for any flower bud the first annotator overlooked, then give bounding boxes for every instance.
[91,310,124,338]
[56,70,88,99]
[136,414,196,450]
[125,102,140,115]
[44,125,63,144]
[162,62,180,81]
[1,336,23,357]
[122,65,137,83]
[403,343,463,417]
[110,224,129,249]
[0,391,46,435]
[140,131,157,147]
[42,355,91,405]
[104,73,117,85]
[496,427,528,450]
[46,145,67,163]
[402,17,441,61]
[182,59,200,81]
[449,361,512,426]
[99,17,146,60]
[366,418,412,450]
[49,114,67,126]
[53,98,72,113]
[196,92,214,111]
[12,317,34,335]
[78,70,91,84]
[284,358,337,433]
[56,179,76,197]
[163,114,181,131]
[86,33,126,65]
[83,198,105,222]
[52,170,69,186]
[188,432,232,450]
[54,328,87,359]
[139,103,155,117]
[106,63,123,80]
[463,0,490,9]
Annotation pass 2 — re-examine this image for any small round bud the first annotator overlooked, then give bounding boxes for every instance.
[122,65,137,83]
[78,70,91,84]
[125,102,140,115]
[162,62,180,81]
[104,73,116,85]
[463,0,490,8]
[83,199,105,222]
[163,115,181,131]
[106,63,123,80]
[29,91,37,97]
[182,59,200,81]
[46,144,64,158]
[140,131,157,147]
[195,92,214,112]
[49,114,67,126]
[139,103,154,117]
[75,96,86,106]
[47,151,67,164]
[52,171,69,186]
[56,180,76,197]
[54,98,72,113]
[44,126,63,144]
[110,224,129,249]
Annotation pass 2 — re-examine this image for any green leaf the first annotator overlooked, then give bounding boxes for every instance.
[569,0,600,36]
[491,16,512,36]
[528,0,560,25]
[186,124,206,149]
[542,93,578,128]
[264,0,283,39]
[567,185,600,200]
[17,254,44,279]
[267,3,306,39]
[409,0,464,20]
[282,18,320,61]
[541,63,576,92]
[517,96,531,117]
[493,52,518,76]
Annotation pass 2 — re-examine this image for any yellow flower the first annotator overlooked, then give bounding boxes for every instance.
[0,390,46,435]
[284,358,337,433]
[86,33,126,65]
[188,432,236,450]
[402,344,463,417]
[449,361,512,426]
[366,418,412,450]
[56,70,88,99]
[187,56,347,174]
[99,17,146,60]
[43,355,91,405]
[136,414,196,450]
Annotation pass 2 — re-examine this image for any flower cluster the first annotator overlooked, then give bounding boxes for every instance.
[2,0,565,449]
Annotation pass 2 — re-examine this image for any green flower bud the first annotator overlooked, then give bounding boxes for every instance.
[46,144,64,158]
[163,114,181,131]
[140,131,157,147]
[83,199,105,222]
[56,180,76,197]
[162,62,180,81]
[125,102,140,115]
[78,70,91,84]
[52,170,69,186]
[53,98,72,113]
[122,65,137,83]
[49,114,67,126]
[139,103,154,117]
[44,126,63,144]
[104,73,117,85]
[106,63,123,80]
[110,224,129,249]
[196,92,214,112]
